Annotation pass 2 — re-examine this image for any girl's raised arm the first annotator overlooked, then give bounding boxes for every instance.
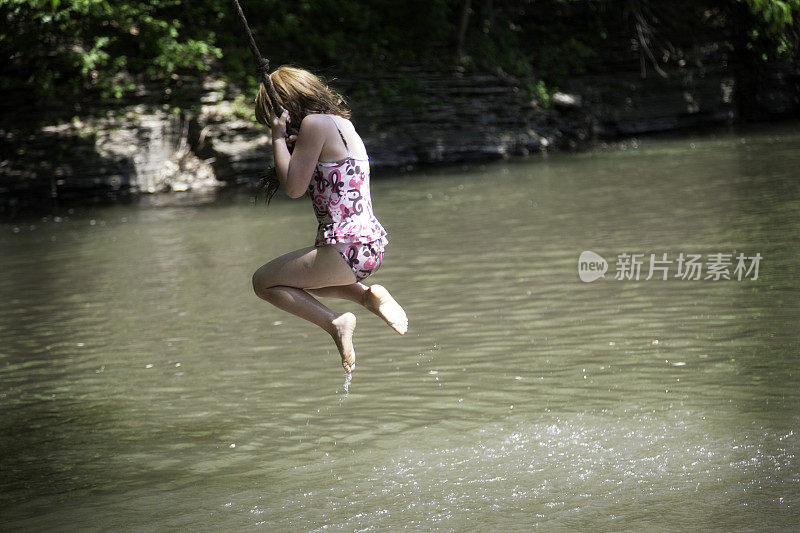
[271,112,326,198]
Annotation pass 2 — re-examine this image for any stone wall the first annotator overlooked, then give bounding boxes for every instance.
[1,51,797,213]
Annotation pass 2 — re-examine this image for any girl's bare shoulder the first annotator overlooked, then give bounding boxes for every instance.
[299,113,328,128]
[297,114,334,141]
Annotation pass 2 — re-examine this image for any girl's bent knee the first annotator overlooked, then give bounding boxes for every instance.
[254,284,278,302]
[252,270,273,298]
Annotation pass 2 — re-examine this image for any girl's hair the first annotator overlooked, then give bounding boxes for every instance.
[256,66,351,204]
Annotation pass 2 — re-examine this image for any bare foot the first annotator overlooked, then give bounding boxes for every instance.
[363,284,408,335]
[331,312,357,373]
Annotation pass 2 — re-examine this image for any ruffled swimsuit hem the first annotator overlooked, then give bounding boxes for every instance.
[314,234,388,247]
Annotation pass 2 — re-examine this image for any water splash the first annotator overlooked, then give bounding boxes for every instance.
[342,371,352,396]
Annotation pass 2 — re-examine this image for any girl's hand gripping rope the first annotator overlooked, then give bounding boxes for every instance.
[270,109,297,148]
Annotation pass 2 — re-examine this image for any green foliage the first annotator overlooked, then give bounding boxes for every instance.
[525,79,552,108]
[462,0,600,81]
[1,0,798,105]
[228,1,458,72]
[741,0,800,59]
[1,0,222,99]
[231,92,256,120]
[744,0,799,34]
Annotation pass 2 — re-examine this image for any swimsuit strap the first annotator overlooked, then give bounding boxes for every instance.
[325,114,350,156]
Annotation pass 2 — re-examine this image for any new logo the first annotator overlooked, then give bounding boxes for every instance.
[578,251,607,282]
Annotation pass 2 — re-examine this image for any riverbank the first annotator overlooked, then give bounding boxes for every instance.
[1,54,797,215]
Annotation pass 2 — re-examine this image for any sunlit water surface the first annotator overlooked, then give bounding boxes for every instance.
[2,123,799,530]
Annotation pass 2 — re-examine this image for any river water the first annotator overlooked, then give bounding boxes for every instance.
[2,122,799,530]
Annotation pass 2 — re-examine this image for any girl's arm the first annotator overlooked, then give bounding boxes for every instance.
[271,111,327,198]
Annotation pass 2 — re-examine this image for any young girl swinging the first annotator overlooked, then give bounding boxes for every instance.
[251,66,408,374]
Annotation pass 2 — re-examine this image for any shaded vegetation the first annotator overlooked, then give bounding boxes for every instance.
[1,0,798,106]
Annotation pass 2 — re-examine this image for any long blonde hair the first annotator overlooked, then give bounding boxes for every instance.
[256,66,351,204]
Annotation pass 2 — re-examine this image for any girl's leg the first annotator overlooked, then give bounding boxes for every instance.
[257,286,357,373]
[252,245,359,372]
[252,245,357,290]
[307,283,368,304]
[307,283,408,335]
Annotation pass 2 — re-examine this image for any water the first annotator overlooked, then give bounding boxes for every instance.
[2,122,799,530]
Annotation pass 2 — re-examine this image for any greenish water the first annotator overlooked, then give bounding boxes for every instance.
[1,123,799,531]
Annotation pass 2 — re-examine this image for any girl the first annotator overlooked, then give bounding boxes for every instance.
[252,66,408,374]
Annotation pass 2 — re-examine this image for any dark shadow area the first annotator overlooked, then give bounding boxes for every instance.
[0,129,135,218]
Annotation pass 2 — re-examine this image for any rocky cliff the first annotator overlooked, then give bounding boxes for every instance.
[1,52,797,213]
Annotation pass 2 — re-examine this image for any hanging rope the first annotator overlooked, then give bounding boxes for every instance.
[230,0,284,116]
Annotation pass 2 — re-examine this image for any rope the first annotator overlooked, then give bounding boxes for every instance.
[230,0,284,116]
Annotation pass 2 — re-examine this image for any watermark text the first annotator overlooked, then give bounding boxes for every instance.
[578,251,761,282]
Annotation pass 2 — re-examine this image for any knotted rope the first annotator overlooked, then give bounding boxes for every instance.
[230,0,284,116]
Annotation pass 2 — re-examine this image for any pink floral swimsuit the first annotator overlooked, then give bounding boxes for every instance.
[309,115,388,281]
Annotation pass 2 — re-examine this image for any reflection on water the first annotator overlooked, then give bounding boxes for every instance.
[2,122,799,529]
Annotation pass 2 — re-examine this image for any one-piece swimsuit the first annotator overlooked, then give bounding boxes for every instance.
[309,115,388,282]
